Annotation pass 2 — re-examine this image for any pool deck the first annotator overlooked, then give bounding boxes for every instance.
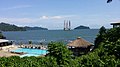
[0,45,20,57]
[0,44,47,57]
[0,50,20,57]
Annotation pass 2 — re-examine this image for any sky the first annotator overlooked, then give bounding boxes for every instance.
[0,0,120,29]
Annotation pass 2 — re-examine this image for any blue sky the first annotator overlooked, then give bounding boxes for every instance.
[0,0,120,29]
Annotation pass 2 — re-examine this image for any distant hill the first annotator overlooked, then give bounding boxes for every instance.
[24,26,48,30]
[74,25,90,30]
[0,22,48,31]
[0,22,26,31]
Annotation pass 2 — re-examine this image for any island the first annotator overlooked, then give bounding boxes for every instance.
[74,25,90,30]
[0,22,48,31]
[24,26,48,30]
[0,22,26,31]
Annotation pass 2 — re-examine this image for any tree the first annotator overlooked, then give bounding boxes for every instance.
[48,42,72,66]
[103,39,120,58]
[28,40,32,44]
[94,26,106,48]
[107,0,112,3]
[0,31,6,39]
[106,27,120,42]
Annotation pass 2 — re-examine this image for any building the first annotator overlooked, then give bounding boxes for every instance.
[67,37,94,56]
[0,39,12,47]
[111,22,120,28]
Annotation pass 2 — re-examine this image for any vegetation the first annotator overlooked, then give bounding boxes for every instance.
[0,22,26,31]
[107,0,112,3]
[0,26,120,67]
[0,1,119,66]
[0,31,6,39]
[28,40,32,44]
[94,26,106,48]
[24,26,48,30]
[74,25,90,30]
[0,22,48,31]
[48,42,72,66]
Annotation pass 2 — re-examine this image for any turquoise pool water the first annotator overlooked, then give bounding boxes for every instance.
[11,48,47,57]
[20,54,40,57]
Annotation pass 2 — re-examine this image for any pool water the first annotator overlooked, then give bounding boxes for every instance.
[20,54,40,57]
[11,48,47,57]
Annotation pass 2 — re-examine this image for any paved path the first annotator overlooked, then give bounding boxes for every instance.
[0,50,19,57]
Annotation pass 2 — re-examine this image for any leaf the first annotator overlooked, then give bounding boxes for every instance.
[107,0,112,3]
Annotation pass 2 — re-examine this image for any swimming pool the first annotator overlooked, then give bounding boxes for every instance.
[11,48,47,57]
[20,54,40,57]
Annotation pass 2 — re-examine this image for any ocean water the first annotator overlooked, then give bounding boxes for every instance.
[3,29,99,45]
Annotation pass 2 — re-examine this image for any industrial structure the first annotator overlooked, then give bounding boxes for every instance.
[64,20,71,30]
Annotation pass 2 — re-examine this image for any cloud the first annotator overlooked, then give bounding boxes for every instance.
[40,16,49,19]
[0,15,79,29]
[40,16,63,19]
[0,14,78,24]
[0,18,38,23]
[40,15,77,20]
[0,15,77,23]
[2,5,32,10]
[51,16,63,19]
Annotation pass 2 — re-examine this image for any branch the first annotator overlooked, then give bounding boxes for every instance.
[107,0,112,3]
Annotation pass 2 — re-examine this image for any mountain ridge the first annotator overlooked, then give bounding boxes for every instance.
[0,22,48,31]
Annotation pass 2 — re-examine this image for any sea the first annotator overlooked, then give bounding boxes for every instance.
[3,29,99,45]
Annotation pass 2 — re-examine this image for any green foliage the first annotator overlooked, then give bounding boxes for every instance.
[0,27,120,67]
[0,22,48,31]
[24,26,48,30]
[0,56,58,67]
[0,22,26,31]
[0,31,6,39]
[48,42,72,66]
[94,26,106,48]
[107,0,112,3]
[103,39,120,58]
[74,25,90,29]
[106,27,120,42]
[28,40,32,44]
[93,27,120,66]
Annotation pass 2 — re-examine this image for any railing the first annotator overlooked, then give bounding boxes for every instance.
[19,44,47,50]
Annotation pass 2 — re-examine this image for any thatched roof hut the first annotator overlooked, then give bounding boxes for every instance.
[67,37,93,48]
[67,37,94,56]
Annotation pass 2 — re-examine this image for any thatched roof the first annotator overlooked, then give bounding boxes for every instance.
[67,37,93,48]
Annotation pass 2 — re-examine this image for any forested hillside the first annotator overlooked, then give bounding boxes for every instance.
[0,22,48,31]
[0,22,26,31]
